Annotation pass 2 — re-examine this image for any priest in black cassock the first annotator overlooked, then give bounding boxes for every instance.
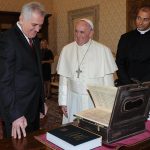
[116,5,150,85]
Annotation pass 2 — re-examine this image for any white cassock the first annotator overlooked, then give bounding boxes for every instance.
[57,39,118,124]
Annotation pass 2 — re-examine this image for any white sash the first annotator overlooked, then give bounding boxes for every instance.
[68,79,88,95]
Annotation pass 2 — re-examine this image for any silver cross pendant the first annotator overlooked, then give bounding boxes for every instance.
[76,67,82,78]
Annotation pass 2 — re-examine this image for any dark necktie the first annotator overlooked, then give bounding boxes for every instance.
[28,38,33,48]
[28,38,36,57]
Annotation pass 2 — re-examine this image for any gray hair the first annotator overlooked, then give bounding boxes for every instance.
[21,2,46,20]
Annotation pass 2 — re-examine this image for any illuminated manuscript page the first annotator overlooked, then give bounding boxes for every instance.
[76,86,117,127]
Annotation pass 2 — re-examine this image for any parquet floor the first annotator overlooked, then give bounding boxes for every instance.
[40,94,62,130]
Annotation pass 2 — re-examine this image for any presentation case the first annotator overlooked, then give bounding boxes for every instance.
[75,82,150,144]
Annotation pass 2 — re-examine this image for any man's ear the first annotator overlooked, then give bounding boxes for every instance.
[19,15,23,24]
[89,30,94,38]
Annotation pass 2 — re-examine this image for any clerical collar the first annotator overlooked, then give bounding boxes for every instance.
[137,28,150,34]
[17,22,30,43]
[76,39,92,48]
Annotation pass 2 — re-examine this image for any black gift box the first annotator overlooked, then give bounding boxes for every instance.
[75,82,150,144]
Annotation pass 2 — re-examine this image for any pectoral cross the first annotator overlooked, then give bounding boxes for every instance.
[76,67,82,78]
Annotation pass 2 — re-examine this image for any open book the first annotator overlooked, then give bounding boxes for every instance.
[75,85,117,127]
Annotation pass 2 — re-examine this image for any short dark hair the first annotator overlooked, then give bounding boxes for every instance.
[136,5,150,16]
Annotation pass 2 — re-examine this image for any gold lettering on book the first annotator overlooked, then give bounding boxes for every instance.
[66,132,88,140]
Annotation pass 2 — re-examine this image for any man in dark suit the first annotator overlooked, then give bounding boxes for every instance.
[0,2,47,139]
[116,5,150,85]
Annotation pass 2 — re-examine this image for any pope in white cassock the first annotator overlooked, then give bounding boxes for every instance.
[57,18,118,124]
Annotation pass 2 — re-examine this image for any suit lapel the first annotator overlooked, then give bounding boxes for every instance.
[15,25,43,81]
[15,25,31,50]
[32,38,43,80]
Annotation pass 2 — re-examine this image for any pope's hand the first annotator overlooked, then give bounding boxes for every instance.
[40,103,48,119]
[11,116,27,139]
[61,105,68,118]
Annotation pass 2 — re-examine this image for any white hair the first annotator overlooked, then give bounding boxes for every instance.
[80,18,94,30]
[21,2,46,20]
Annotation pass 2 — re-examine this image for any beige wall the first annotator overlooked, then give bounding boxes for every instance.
[0,0,127,55]
[53,0,126,55]
[0,0,52,13]
[0,0,55,53]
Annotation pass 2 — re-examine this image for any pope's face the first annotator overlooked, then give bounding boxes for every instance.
[135,10,150,31]
[19,11,44,38]
[74,21,94,46]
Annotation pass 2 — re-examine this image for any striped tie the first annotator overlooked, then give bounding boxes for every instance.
[28,38,33,47]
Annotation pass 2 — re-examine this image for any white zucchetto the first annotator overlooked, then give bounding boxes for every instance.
[80,18,94,29]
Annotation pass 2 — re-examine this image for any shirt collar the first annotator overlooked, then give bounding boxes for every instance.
[17,22,30,43]
[76,39,92,48]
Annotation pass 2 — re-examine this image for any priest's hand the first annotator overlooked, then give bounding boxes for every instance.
[11,116,27,139]
[61,105,68,118]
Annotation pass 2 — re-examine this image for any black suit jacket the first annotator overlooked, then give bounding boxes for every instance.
[116,29,150,85]
[0,25,44,134]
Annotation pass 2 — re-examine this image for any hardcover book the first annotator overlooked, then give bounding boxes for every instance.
[75,82,150,143]
[46,124,102,150]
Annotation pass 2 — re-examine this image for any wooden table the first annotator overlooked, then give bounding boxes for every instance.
[0,129,150,150]
[118,138,150,150]
[0,129,51,150]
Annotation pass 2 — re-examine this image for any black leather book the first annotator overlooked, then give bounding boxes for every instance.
[46,124,101,150]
